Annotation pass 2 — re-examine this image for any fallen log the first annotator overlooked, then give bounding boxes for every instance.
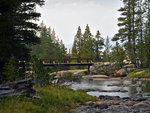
[0,78,36,98]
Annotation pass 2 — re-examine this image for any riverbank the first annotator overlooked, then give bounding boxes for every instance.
[76,94,150,113]
[0,85,97,113]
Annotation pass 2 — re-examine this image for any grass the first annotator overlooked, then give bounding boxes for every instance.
[0,85,97,113]
[129,68,150,78]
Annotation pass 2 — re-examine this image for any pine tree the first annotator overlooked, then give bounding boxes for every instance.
[136,0,145,67]
[113,0,139,65]
[144,0,150,66]
[30,55,49,87]
[111,42,126,68]
[103,36,112,62]
[32,23,67,63]
[72,41,78,58]
[0,0,44,82]
[72,26,82,58]
[2,56,20,82]
[94,30,104,61]
[80,24,94,58]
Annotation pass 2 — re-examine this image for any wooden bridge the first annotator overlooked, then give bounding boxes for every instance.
[41,58,93,67]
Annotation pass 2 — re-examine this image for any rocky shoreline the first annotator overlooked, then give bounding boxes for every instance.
[76,94,150,113]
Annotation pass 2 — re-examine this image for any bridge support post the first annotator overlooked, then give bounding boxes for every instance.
[88,65,90,74]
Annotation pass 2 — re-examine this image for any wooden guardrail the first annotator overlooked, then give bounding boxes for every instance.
[40,58,93,64]
[0,78,35,98]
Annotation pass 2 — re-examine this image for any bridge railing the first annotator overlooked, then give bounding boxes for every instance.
[40,58,93,64]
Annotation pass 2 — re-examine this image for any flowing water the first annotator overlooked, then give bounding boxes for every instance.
[70,79,150,98]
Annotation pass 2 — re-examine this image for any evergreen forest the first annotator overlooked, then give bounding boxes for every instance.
[1,0,150,83]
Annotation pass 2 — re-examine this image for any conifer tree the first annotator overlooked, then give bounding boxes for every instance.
[103,36,112,62]
[136,0,145,67]
[111,42,126,68]
[72,41,78,58]
[144,0,150,66]
[32,23,67,63]
[80,24,94,58]
[2,56,20,82]
[94,30,104,61]
[0,0,44,82]
[113,0,138,65]
[72,26,82,58]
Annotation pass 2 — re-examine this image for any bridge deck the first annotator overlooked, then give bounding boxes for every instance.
[41,58,93,67]
[43,63,93,67]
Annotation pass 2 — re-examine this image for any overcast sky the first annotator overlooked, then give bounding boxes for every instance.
[37,0,123,46]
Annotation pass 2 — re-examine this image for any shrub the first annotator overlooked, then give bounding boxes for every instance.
[30,55,50,87]
[2,56,20,82]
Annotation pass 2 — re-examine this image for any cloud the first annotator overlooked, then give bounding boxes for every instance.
[37,0,123,45]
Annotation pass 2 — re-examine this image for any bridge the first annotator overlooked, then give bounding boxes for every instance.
[41,58,93,70]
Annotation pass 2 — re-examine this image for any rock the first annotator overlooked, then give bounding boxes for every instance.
[123,64,135,68]
[121,97,131,101]
[104,62,111,66]
[136,70,146,75]
[83,75,109,79]
[112,101,120,105]
[134,97,146,101]
[115,68,127,77]
[123,60,131,64]
[133,102,150,108]
[135,93,143,97]
[93,101,108,109]
[125,101,136,106]
[85,101,95,106]
[78,112,86,113]
[99,95,105,99]
[99,95,120,100]
[90,62,117,75]
[50,69,87,76]
[126,68,135,73]
[103,106,130,113]
[32,96,41,99]
[144,93,150,97]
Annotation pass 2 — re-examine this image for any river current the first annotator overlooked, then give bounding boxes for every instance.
[70,79,150,98]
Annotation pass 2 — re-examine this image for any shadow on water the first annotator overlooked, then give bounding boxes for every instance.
[70,79,150,98]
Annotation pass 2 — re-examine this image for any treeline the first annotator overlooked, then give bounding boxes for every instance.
[31,22,67,61]
[113,0,150,67]
[72,25,104,62]
[71,25,127,68]
[0,0,45,83]
[0,0,68,84]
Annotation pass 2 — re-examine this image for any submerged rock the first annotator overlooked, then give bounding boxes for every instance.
[99,95,120,100]
[83,75,108,79]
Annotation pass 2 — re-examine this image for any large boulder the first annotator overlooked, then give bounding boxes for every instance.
[115,68,128,77]
[123,64,135,73]
[90,62,117,75]
[49,69,87,76]
[90,62,136,76]
[123,64,135,68]
[126,68,135,73]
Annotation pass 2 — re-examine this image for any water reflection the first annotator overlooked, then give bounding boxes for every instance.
[71,79,150,98]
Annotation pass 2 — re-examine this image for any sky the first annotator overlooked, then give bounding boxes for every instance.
[36,0,123,47]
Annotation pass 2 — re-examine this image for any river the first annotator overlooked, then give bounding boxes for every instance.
[70,79,150,98]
